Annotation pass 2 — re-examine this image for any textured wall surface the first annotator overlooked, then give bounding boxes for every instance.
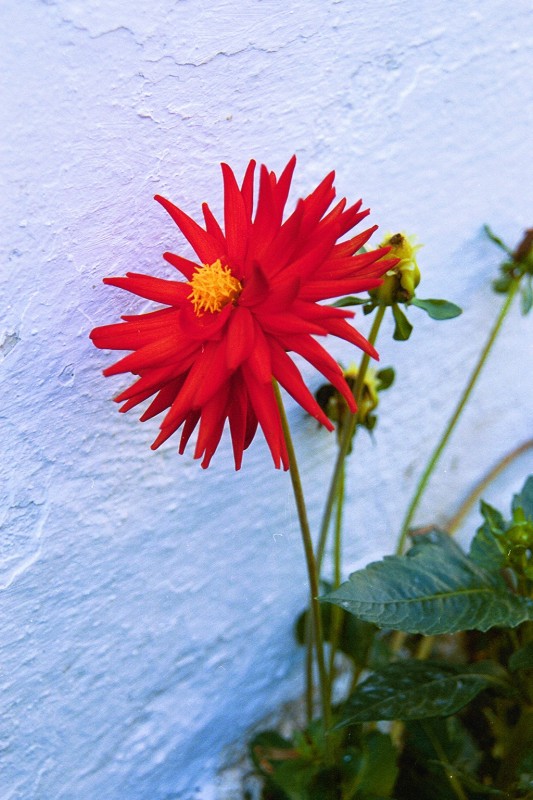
[2,1,532,798]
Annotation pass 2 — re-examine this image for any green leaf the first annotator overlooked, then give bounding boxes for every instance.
[322,529,533,635]
[468,521,507,574]
[376,367,395,391]
[391,304,413,341]
[331,296,369,308]
[509,641,533,672]
[395,717,482,800]
[337,661,495,725]
[514,475,533,521]
[345,732,399,798]
[410,297,463,320]
[479,500,506,534]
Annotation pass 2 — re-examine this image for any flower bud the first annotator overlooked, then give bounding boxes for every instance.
[369,233,421,306]
[315,365,384,444]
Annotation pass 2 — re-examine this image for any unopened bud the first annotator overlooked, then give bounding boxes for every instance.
[369,232,421,306]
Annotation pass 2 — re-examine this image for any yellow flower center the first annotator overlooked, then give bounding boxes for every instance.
[187,259,242,315]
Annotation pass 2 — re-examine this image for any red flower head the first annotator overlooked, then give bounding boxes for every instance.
[90,157,396,470]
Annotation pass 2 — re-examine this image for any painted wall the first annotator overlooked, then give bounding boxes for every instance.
[2,1,532,798]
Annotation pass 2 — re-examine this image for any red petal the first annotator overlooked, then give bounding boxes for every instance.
[269,340,334,430]
[221,162,249,270]
[103,274,189,306]
[202,202,226,247]
[155,194,221,264]
[226,307,256,370]
[163,251,199,280]
[102,334,183,377]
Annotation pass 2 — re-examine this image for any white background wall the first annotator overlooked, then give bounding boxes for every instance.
[2,1,532,798]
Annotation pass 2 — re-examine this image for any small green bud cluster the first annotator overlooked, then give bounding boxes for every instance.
[487,226,533,314]
[315,366,395,446]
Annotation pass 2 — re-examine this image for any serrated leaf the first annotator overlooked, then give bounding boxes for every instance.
[337,661,494,725]
[410,298,463,320]
[376,367,395,390]
[509,641,533,672]
[391,304,412,341]
[469,500,507,574]
[331,296,369,308]
[480,500,506,534]
[322,529,533,635]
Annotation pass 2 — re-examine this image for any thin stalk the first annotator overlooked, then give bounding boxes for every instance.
[446,438,533,534]
[327,462,346,700]
[273,382,333,760]
[397,280,520,554]
[316,304,387,571]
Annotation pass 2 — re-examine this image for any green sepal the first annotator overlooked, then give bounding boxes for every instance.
[391,303,412,340]
[410,297,462,320]
[492,274,513,294]
[520,275,532,314]
[376,367,395,391]
[336,660,505,726]
[322,529,533,635]
[331,296,369,308]
[508,641,533,672]
[484,224,513,256]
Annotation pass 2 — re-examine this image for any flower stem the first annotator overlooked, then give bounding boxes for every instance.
[273,381,333,759]
[316,304,387,571]
[327,462,345,700]
[396,280,520,554]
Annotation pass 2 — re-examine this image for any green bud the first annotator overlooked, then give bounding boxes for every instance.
[506,521,533,548]
[369,233,421,306]
[315,365,385,446]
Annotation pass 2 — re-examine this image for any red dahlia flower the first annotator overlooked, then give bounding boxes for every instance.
[90,157,396,470]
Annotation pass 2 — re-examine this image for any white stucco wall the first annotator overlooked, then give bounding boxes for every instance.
[2,1,532,798]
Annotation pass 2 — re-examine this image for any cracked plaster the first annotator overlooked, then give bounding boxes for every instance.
[1,0,533,798]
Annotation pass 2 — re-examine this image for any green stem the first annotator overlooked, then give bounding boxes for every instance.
[316,304,387,571]
[396,280,520,554]
[273,382,333,759]
[327,462,345,700]
[446,437,533,534]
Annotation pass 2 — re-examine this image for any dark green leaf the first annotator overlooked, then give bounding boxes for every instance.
[410,297,462,320]
[376,367,395,391]
[484,225,513,255]
[347,732,398,797]
[322,529,533,635]
[480,500,506,534]
[468,520,507,574]
[391,304,412,340]
[337,661,494,725]
[331,296,369,308]
[509,641,533,672]
[395,717,482,800]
